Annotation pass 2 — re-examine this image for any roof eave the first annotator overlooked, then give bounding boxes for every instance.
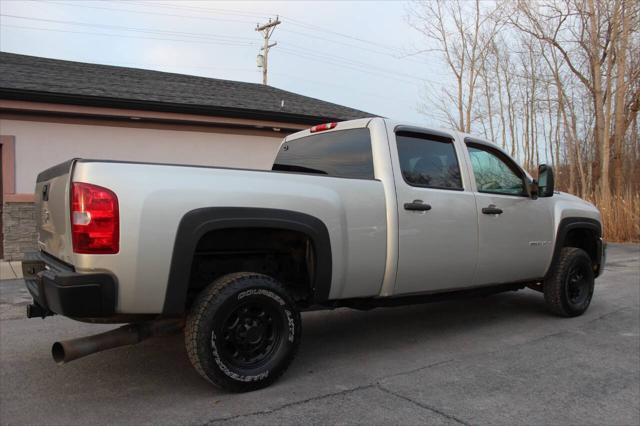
[0,88,369,125]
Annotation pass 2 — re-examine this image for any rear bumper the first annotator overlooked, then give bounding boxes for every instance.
[22,251,117,318]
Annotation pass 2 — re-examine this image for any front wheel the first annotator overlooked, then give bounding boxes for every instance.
[544,247,595,317]
[185,272,301,392]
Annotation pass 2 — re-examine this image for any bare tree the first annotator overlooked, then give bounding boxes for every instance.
[408,0,640,241]
[408,0,503,132]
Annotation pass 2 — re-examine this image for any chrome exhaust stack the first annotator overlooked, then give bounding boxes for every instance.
[52,319,184,364]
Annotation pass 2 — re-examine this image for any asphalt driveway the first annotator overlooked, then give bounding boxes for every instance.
[1,244,638,425]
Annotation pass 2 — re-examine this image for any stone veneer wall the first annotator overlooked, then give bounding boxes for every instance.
[2,202,37,261]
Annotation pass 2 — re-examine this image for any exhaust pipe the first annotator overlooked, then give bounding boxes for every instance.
[52,319,184,364]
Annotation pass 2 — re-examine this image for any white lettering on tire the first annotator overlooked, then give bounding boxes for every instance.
[285,309,295,342]
[237,289,285,305]
[210,331,269,382]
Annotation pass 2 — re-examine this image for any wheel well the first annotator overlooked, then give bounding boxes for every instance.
[563,227,598,266]
[187,227,315,307]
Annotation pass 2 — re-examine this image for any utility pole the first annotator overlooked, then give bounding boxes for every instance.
[255,16,281,85]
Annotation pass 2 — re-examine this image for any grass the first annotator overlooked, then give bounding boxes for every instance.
[584,190,640,243]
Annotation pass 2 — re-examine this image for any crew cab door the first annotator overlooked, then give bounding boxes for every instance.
[464,140,554,285]
[390,128,478,295]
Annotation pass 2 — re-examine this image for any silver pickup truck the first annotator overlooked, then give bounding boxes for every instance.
[22,117,605,392]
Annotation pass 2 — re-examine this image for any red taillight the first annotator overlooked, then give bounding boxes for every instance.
[71,182,119,254]
[310,122,337,133]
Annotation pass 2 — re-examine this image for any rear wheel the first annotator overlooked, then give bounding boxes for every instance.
[544,247,594,317]
[185,272,301,392]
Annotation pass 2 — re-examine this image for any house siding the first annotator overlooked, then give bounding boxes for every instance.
[0,118,283,194]
[0,117,286,260]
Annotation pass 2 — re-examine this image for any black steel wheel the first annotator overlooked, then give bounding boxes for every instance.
[565,264,590,306]
[544,247,595,317]
[185,272,301,392]
[218,300,282,368]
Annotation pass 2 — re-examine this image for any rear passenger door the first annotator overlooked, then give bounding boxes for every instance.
[391,129,478,295]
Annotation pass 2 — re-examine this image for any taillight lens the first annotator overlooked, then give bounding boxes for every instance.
[71,182,119,254]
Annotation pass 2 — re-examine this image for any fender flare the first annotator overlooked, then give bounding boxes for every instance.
[546,217,602,277]
[163,207,332,315]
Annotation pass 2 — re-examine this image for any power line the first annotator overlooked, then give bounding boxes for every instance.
[157,1,421,60]
[0,22,444,90]
[94,1,420,61]
[0,14,256,43]
[276,47,431,88]
[139,1,400,52]
[0,24,255,48]
[270,71,446,113]
[0,13,444,87]
[34,0,257,25]
[126,0,270,19]
[31,0,429,65]
[278,43,443,86]
[0,47,258,75]
[278,28,420,62]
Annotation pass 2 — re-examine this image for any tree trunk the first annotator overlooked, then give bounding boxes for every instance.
[587,0,609,198]
[613,0,631,194]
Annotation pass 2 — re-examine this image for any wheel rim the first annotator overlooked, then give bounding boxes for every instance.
[218,301,283,368]
[565,263,590,306]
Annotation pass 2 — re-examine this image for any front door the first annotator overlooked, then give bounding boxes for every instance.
[465,142,554,285]
[392,130,478,295]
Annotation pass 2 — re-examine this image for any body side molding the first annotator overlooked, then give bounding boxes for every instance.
[163,207,332,315]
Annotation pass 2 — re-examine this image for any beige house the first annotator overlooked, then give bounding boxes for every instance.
[0,52,371,260]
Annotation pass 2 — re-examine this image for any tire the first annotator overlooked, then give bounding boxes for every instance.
[544,247,595,317]
[185,272,301,392]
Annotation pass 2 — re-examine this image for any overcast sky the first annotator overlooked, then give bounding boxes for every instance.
[0,0,450,125]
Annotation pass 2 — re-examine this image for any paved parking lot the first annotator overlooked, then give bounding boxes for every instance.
[1,244,638,425]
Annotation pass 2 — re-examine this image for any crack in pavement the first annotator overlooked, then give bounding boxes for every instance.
[200,306,636,425]
[203,384,376,425]
[203,381,470,426]
[376,384,470,426]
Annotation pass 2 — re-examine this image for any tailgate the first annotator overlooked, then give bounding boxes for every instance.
[35,159,76,263]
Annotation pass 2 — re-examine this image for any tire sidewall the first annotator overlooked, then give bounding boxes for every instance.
[560,251,595,315]
[195,278,300,390]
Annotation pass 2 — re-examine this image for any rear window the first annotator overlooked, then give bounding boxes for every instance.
[272,128,374,179]
[396,132,463,190]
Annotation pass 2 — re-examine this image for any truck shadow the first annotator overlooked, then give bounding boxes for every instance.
[28,289,552,399]
[142,288,550,390]
[296,289,550,360]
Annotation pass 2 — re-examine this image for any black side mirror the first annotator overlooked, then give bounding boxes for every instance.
[537,164,554,197]
[528,179,539,199]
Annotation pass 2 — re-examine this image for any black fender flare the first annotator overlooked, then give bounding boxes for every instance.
[163,207,332,315]
[546,217,603,278]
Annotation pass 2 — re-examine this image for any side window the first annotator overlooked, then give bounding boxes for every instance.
[272,128,374,179]
[396,132,463,190]
[467,145,526,195]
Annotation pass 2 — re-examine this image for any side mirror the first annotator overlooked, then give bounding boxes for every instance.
[528,179,539,200]
[537,164,554,197]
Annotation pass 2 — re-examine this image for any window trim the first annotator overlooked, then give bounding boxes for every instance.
[395,130,465,192]
[465,141,529,197]
[272,127,376,181]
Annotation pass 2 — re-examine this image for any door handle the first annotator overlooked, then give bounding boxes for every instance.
[404,200,432,211]
[482,205,503,215]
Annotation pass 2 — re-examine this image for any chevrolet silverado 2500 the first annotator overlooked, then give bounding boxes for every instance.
[22,117,605,392]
